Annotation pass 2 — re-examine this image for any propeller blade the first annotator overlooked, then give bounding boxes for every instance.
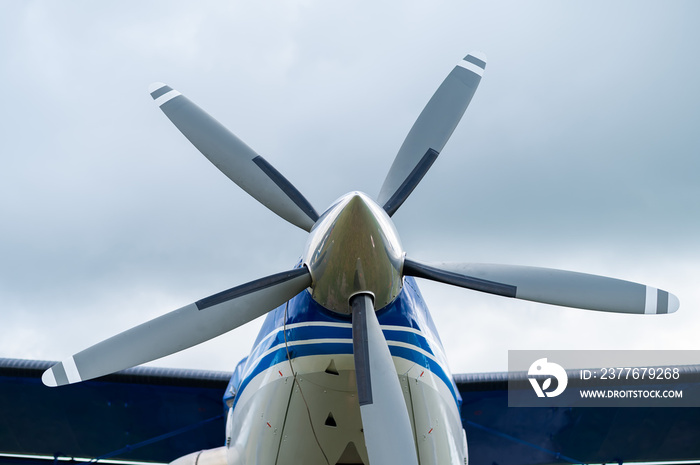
[377,52,486,216]
[351,294,419,465]
[42,267,312,387]
[149,83,319,231]
[403,259,680,315]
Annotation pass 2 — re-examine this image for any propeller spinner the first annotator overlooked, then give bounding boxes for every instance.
[302,191,404,314]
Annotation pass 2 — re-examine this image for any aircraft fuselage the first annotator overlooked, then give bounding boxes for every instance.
[223,278,467,464]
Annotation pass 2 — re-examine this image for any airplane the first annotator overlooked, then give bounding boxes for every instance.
[38,51,680,465]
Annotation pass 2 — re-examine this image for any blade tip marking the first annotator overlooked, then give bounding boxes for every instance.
[462,52,487,72]
[148,82,167,94]
[41,368,58,387]
[457,60,485,77]
[468,51,487,64]
[154,90,182,107]
[644,286,658,314]
[668,292,680,313]
[63,356,83,384]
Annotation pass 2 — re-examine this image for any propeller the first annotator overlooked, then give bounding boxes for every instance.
[378,52,486,216]
[148,82,319,231]
[402,259,679,314]
[42,268,311,386]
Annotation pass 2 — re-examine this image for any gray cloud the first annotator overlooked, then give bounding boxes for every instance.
[1,1,698,374]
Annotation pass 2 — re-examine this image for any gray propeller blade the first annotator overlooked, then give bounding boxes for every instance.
[149,82,319,231]
[377,52,486,216]
[42,267,312,387]
[351,294,419,465]
[403,259,680,314]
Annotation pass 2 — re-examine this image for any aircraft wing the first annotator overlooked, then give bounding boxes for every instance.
[457,368,700,464]
[2,358,700,465]
[0,358,228,465]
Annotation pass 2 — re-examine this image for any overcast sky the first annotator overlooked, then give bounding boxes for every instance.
[1,1,699,375]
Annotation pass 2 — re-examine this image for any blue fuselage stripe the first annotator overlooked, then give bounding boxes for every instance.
[228,278,461,414]
[231,340,459,411]
[246,326,436,367]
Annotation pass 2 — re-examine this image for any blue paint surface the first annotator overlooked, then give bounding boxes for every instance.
[227,276,461,410]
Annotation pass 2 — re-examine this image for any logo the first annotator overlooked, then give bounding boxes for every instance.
[527,358,568,397]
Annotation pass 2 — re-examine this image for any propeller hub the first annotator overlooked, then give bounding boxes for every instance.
[302,192,404,314]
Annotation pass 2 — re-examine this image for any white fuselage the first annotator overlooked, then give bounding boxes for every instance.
[223,286,468,465]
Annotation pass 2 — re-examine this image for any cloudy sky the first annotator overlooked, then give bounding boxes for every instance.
[2,1,699,376]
